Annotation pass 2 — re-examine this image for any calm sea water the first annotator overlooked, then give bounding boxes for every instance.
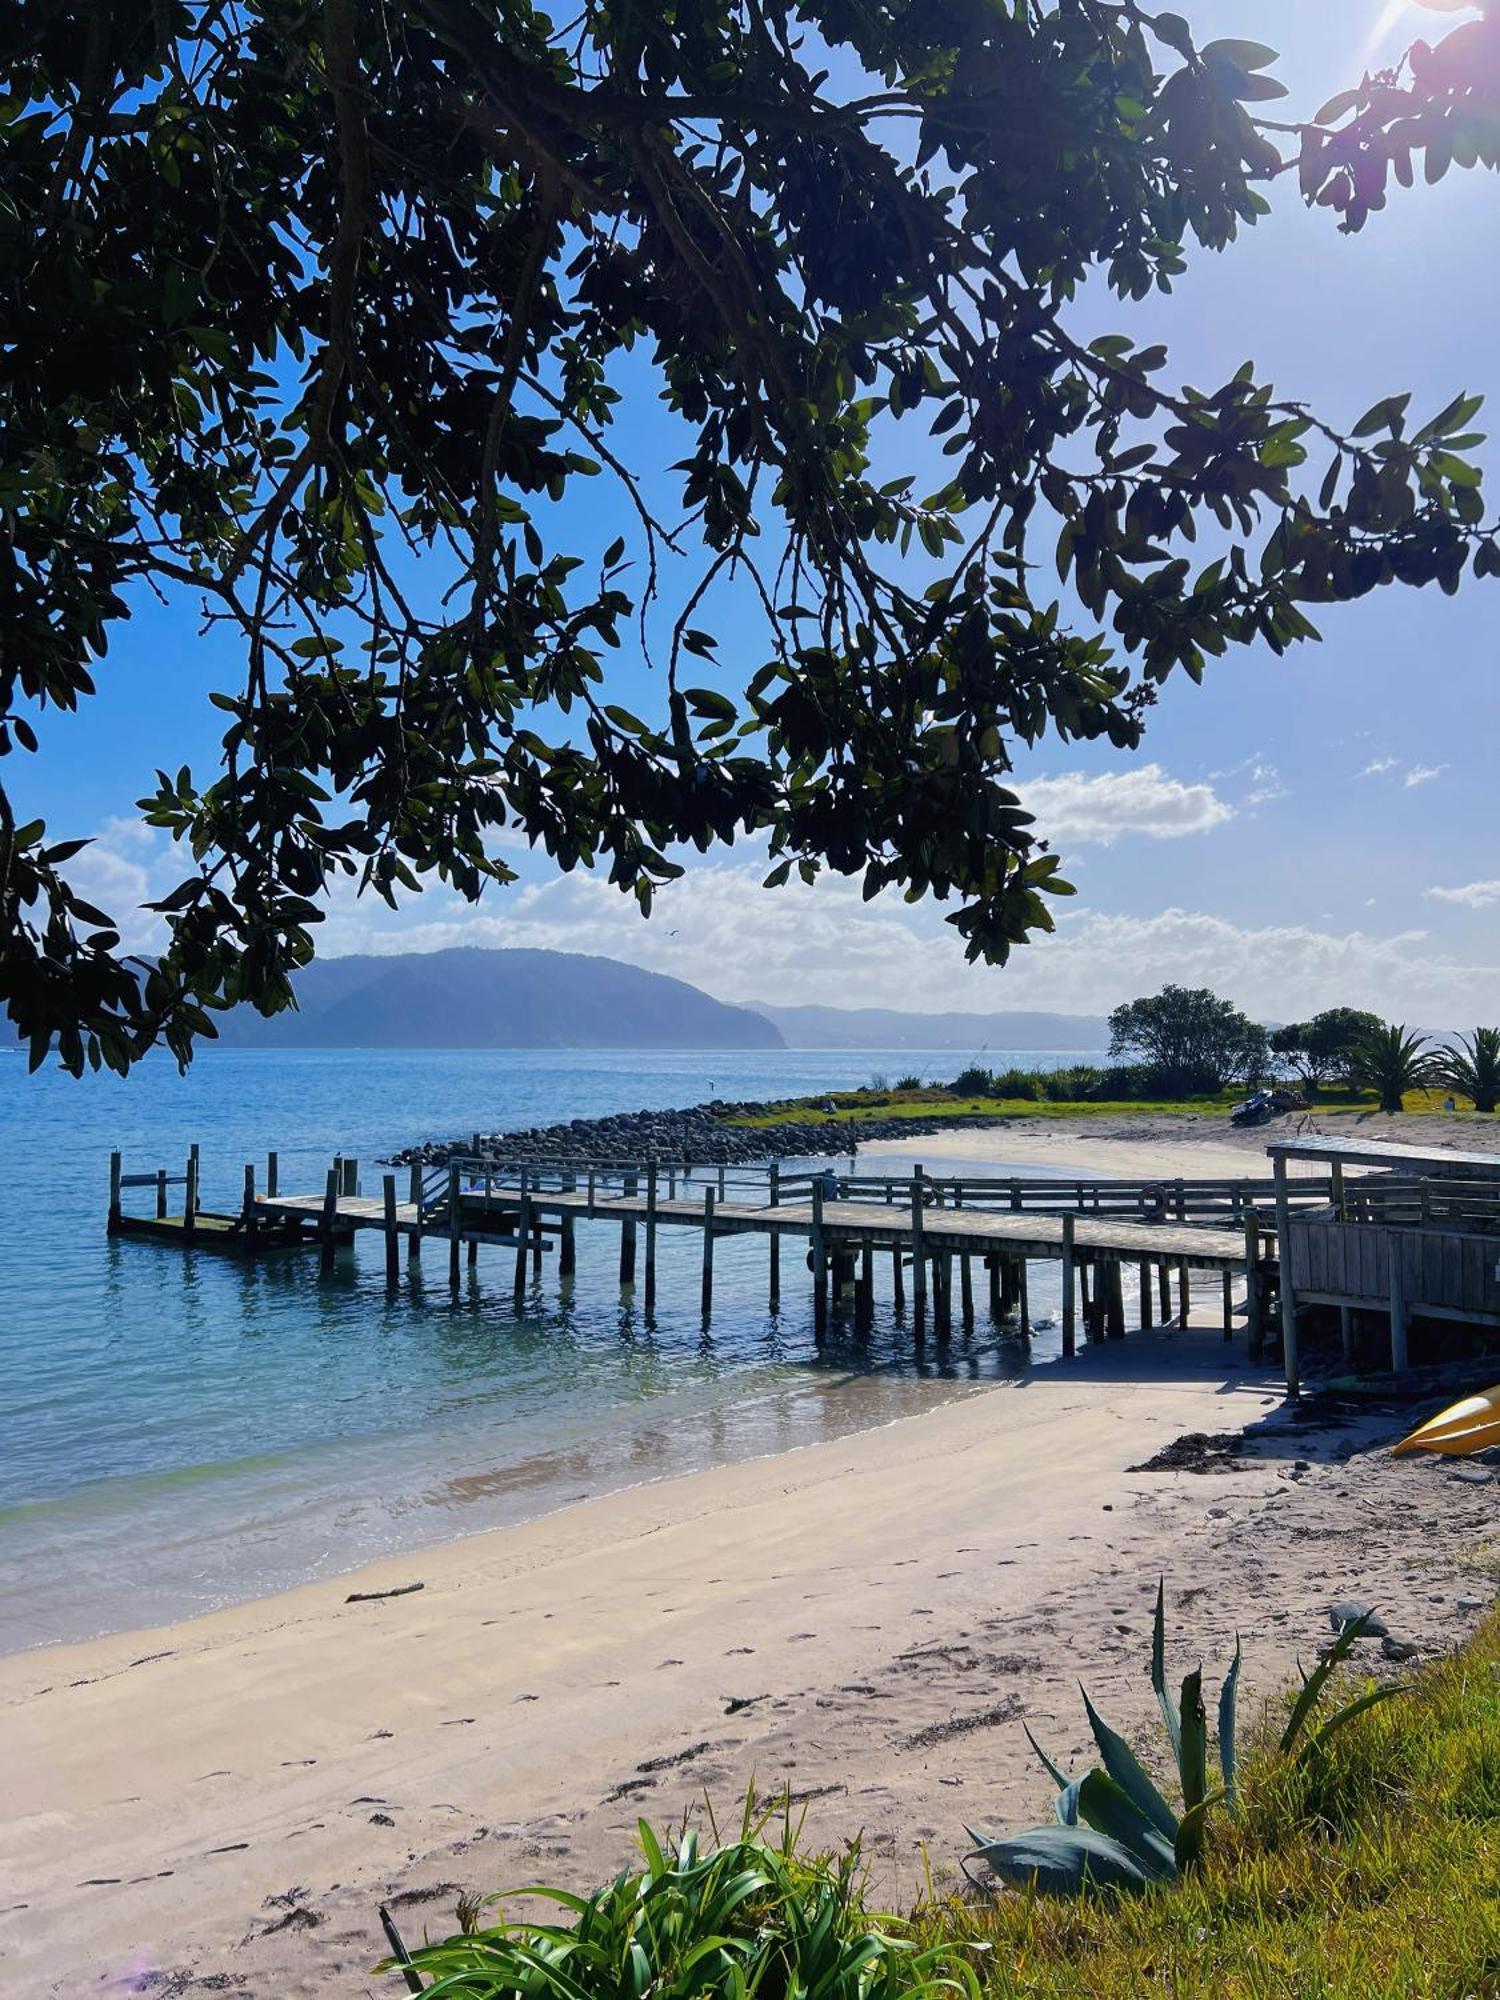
[0,1047,1089,1653]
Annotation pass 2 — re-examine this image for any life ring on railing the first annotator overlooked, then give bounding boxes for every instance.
[1139,1183,1169,1222]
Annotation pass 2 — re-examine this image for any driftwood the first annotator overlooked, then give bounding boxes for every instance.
[345,1581,424,1604]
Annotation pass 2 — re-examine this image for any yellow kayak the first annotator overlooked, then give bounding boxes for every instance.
[1393,1388,1500,1458]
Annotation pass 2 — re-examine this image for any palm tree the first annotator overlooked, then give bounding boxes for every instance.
[1351,1023,1438,1113]
[1435,1027,1500,1114]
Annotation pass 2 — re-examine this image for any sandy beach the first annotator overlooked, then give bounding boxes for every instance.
[5,1329,1494,1996]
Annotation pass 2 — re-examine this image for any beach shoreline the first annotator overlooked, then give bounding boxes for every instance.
[4,1319,1491,1998]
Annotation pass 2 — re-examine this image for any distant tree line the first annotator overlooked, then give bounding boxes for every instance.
[943,987,1500,1113]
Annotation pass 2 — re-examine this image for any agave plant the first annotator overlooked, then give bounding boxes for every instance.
[385,1803,978,1997]
[965,1586,1404,1897]
[1435,1027,1500,1114]
[1350,1022,1438,1113]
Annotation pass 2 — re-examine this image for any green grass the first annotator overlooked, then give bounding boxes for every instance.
[911,1609,1500,1998]
[725,1087,1489,1130]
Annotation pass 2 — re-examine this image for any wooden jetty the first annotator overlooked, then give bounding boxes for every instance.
[108,1145,1345,1377]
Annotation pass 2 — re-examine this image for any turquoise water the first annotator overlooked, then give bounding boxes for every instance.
[0,1048,1085,1652]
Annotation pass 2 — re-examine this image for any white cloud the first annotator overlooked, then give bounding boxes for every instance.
[1013,764,1232,846]
[62,816,176,951]
[1427,880,1500,910]
[315,859,1499,1027]
[1356,757,1398,778]
[1404,763,1447,789]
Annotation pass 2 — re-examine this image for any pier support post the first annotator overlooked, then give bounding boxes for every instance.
[109,1151,122,1235]
[448,1162,461,1288]
[619,1175,638,1290]
[988,1254,1001,1318]
[1221,1270,1234,1341]
[1106,1262,1125,1341]
[812,1181,828,1340]
[267,1151,279,1200]
[768,1161,780,1310]
[935,1251,953,1334]
[644,1163,658,1312]
[1018,1259,1030,1340]
[383,1173,400,1287]
[1079,1261,1092,1339]
[342,1156,359,1198]
[1243,1210,1263,1361]
[909,1174,926,1336]
[1158,1261,1171,1323]
[1177,1264,1190,1327]
[702,1186,715,1318]
[514,1168,531,1299]
[242,1163,257,1247]
[156,1167,168,1220]
[959,1252,974,1328]
[892,1244,905,1311]
[1340,1304,1355,1366]
[859,1240,874,1328]
[1273,1155,1300,1397]
[185,1147,200,1248]
[408,1162,423,1262]
[1388,1239,1410,1377]
[1061,1214,1076,1358]
[321,1166,339,1274]
[1139,1259,1153,1331]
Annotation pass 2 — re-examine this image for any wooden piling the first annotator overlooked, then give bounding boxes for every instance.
[1388,1238,1410,1376]
[959,1252,974,1327]
[408,1161,422,1262]
[619,1174,638,1289]
[768,1161,780,1310]
[909,1175,926,1333]
[1243,1210,1263,1361]
[1177,1264,1190,1327]
[383,1173,399,1286]
[1139,1259,1153,1331]
[702,1187,715,1317]
[155,1167,168,1220]
[859,1240,874,1326]
[341,1156,358,1198]
[559,1206,577,1278]
[185,1147,199,1248]
[448,1161,461,1287]
[267,1151,279,1199]
[1221,1270,1234,1341]
[1018,1259,1030,1340]
[514,1168,531,1298]
[242,1162,257,1247]
[811,1181,828,1339]
[320,1166,339,1274]
[644,1163,658,1311]
[1078,1261,1092,1338]
[988,1253,1001,1318]
[892,1244,905,1311]
[1158,1261,1171,1323]
[1061,1215,1076,1358]
[1272,1154,1300,1397]
[109,1151,122,1234]
[1106,1261,1125,1340]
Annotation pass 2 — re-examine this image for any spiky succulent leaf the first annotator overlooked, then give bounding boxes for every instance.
[1080,1685,1179,1841]
[1071,1771,1179,1879]
[1279,1612,1375,1754]
[1219,1635,1242,1805]
[1178,1667,1208,1813]
[1299,1683,1411,1761]
[1151,1579,1183,1763]
[965,1823,1156,1896]
[1025,1725,1075,1794]
[1172,1789,1226,1872]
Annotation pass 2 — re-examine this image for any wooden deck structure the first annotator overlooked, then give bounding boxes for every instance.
[1269,1136,1500,1392]
[106,1145,1341,1374]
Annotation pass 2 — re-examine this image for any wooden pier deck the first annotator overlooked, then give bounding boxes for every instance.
[110,1146,1295,1368]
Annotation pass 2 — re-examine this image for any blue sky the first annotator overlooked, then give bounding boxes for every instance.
[17,0,1499,1027]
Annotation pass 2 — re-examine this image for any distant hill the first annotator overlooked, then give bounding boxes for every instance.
[213,948,784,1051]
[748,1003,1109,1053]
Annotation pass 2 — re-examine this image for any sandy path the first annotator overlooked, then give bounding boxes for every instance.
[3,1327,1493,1998]
[857,1110,1491,1180]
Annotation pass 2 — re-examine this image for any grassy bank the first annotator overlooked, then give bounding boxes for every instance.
[396,1611,1500,1998]
[725,1085,1467,1130]
[915,1605,1500,1997]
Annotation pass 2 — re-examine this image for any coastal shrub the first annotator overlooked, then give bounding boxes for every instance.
[386,1807,977,1998]
[964,1586,1404,1896]
[894,1074,925,1092]
[951,1065,994,1097]
[987,1068,1042,1100]
[924,1610,1500,1998]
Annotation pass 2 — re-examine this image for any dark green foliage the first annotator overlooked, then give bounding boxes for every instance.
[4,3,1500,1071]
[1352,1022,1439,1112]
[1436,1027,1500,1113]
[1271,1008,1384,1094]
[965,1586,1405,1899]
[1108,987,1269,1095]
[385,1811,977,1998]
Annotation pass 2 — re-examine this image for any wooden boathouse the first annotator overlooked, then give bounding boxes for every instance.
[109,1144,1342,1374]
